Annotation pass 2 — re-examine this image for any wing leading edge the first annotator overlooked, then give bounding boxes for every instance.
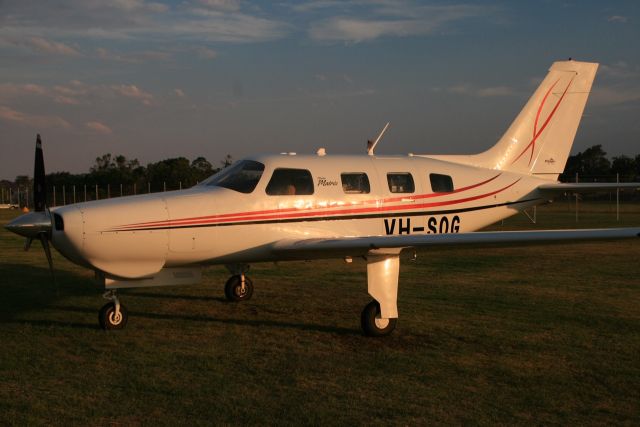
[272,228,640,259]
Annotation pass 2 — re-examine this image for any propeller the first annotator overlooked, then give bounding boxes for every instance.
[5,134,56,291]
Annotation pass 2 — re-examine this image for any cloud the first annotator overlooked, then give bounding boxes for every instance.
[86,121,113,134]
[607,15,628,23]
[0,81,156,107]
[590,87,640,107]
[0,1,289,44]
[196,46,217,59]
[96,47,170,63]
[439,84,515,97]
[197,0,241,12]
[308,4,487,42]
[0,36,81,56]
[590,61,640,107]
[27,37,80,56]
[0,105,71,129]
[111,84,154,105]
[476,86,514,97]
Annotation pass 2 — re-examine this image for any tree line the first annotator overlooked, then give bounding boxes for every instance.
[1,144,639,200]
[1,153,234,198]
[560,145,640,182]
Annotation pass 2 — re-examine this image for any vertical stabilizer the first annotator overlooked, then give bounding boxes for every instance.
[428,60,598,180]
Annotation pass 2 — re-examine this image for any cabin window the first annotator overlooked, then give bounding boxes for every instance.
[203,160,265,193]
[266,168,314,195]
[341,173,370,194]
[387,173,415,193]
[429,173,454,193]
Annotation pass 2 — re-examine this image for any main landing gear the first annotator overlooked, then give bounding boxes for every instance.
[224,264,253,302]
[99,290,128,330]
[224,274,254,302]
[361,300,397,337]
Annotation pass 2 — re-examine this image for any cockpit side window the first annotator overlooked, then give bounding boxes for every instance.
[429,173,454,193]
[266,168,314,195]
[202,160,265,193]
[387,173,415,193]
[341,173,370,194]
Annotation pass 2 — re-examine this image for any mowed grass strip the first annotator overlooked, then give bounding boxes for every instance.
[0,203,639,425]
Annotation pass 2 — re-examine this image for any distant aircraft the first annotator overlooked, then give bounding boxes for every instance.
[6,60,640,336]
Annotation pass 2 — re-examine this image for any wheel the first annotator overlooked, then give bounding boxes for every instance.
[224,275,253,302]
[99,302,128,330]
[361,300,397,337]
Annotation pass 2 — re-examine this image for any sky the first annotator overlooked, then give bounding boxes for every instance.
[1,0,639,180]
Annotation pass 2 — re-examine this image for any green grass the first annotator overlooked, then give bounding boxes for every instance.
[0,202,639,425]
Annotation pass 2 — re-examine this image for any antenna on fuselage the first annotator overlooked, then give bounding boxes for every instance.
[367,122,390,156]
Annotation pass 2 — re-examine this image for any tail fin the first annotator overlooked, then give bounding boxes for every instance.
[429,60,598,180]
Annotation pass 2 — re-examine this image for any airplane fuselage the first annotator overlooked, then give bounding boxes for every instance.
[50,153,548,280]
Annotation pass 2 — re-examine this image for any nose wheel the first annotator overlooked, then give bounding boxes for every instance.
[361,300,397,337]
[224,274,253,302]
[99,290,128,330]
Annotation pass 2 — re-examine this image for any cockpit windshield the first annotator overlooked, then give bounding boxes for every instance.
[201,160,265,193]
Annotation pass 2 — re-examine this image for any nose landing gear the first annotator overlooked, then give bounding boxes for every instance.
[99,290,128,330]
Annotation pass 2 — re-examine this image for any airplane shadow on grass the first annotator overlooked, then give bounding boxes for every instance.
[0,264,358,335]
[0,263,95,320]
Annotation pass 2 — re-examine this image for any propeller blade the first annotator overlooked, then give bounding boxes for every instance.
[39,232,57,294]
[33,134,47,212]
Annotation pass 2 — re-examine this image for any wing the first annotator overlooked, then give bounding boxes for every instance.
[272,228,640,259]
[539,182,640,193]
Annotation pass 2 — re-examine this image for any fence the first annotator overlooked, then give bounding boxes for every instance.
[1,181,190,208]
[1,174,639,222]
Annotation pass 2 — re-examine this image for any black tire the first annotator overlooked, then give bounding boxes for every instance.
[99,302,128,330]
[361,300,397,337]
[224,275,253,302]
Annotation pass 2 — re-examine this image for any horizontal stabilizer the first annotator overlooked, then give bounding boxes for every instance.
[539,182,640,192]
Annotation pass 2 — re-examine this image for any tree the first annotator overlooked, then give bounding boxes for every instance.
[580,145,611,180]
[191,157,213,181]
[611,155,637,182]
[91,154,114,172]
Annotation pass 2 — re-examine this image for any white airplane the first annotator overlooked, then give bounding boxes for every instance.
[6,60,640,336]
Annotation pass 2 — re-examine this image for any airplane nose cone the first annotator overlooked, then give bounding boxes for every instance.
[4,211,52,238]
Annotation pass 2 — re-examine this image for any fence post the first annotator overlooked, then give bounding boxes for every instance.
[148,182,150,193]
[73,185,76,204]
[179,181,182,190]
[26,187,29,208]
[96,184,99,200]
[63,185,66,205]
[575,173,578,222]
[616,173,619,222]
[53,185,56,207]
[120,183,123,197]
[134,183,137,195]
[84,185,87,202]
[107,184,110,199]
[163,181,166,192]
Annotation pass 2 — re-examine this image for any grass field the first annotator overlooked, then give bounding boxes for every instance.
[1,201,639,425]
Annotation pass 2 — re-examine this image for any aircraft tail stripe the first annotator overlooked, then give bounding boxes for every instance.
[511,75,574,166]
[114,173,502,230]
[110,178,519,231]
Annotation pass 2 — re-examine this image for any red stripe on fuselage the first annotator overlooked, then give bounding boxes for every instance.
[114,173,502,230]
[111,177,519,230]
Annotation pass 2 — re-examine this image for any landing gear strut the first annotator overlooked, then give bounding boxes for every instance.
[361,300,397,337]
[99,290,128,330]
